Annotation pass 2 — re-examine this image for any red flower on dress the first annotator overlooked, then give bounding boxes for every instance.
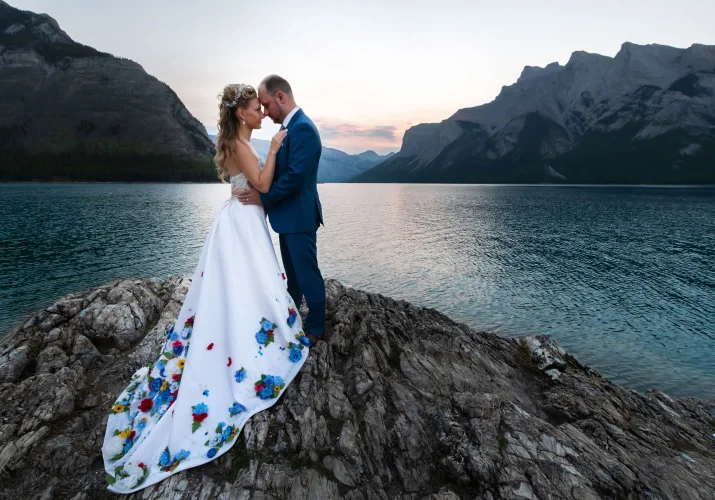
[207,343,214,350]
[255,383,265,393]
[227,357,232,367]
[172,374,181,381]
[185,316,195,326]
[138,398,153,412]
[193,412,208,422]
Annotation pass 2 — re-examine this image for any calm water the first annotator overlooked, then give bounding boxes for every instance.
[1,183,714,399]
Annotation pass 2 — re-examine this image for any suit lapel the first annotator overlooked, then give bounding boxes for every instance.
[277,109,304,174]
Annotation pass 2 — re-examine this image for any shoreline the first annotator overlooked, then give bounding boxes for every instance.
[2,277,713,405]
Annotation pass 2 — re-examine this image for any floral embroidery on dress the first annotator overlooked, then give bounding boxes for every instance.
[287,333,308,362]
[234,367,247,383]
[105,462,149,489]
[287,308,298,328]
[255,317,277,347]
[158,447,190,472]
[181,316,194,340]
[106,427,137,461]
[229,402,246,416]
[254,374,285,399]
[295,331,311,347]
[204,421,238,458]
[191,403,209,433]
[112,401,130,414]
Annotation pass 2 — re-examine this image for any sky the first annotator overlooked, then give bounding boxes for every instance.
[10,0,715,154]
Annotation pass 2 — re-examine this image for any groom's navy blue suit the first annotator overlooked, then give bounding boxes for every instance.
[260,108,325,337]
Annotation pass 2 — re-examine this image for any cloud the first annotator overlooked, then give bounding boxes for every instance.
[315,122,399,142]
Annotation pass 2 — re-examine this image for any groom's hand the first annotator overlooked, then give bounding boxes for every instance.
[235,188,262,206]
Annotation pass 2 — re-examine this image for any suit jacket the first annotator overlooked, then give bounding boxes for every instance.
[260,108,323,234]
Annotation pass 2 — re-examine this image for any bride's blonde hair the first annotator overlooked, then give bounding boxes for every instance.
[213,83,258,182]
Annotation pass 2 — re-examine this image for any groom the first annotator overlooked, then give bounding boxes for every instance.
[235,75,326,344]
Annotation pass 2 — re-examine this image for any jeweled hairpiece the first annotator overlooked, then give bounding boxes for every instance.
[219,84,251,109]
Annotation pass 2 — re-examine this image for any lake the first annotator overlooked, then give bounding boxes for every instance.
[1,182,713,398]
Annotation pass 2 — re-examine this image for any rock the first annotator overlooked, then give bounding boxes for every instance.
[0,277,713,500]
[0,344,30,383]
[35,345,69,374]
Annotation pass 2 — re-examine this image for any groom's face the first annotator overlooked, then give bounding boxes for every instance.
[258,85,284,125]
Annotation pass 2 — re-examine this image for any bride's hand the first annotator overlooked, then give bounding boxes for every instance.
[269,129,288,155]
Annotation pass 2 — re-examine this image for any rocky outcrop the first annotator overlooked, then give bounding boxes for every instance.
[0,277,714,499]
[355,42,715,184]
[0,1,215,181]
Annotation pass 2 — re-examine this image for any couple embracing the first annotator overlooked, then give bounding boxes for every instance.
[102,75,326,493]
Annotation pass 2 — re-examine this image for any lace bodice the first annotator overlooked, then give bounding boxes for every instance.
[229,155,265,194]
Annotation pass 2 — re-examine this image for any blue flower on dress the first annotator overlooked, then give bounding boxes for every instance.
[298,334,311,347]
[289,345,302,362]
[136,419,147,431]
[193,402,208,414]
[203,389,209,396]
[207,448,217,458]
[229,402,246,416]
[222,425,233,441]
[175,449,190,461]
[173,344,184,356]
[235,368,247,383]
[255,331,268,345]
[259,385,274,399]
[150,379,162,392]
[287,308,298,328]
[159,449,171,466]
[261,319,273,331]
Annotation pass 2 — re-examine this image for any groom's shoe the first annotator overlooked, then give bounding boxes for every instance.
[305,331,325,346]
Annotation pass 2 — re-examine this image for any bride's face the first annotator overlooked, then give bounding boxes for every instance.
[236,98,263,130]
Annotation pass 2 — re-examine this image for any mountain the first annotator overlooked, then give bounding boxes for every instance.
[210,134,392,183]
[0,1,215,182]
[354,42,715,184]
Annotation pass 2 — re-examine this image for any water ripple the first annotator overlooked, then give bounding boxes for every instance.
[1,183,714,398]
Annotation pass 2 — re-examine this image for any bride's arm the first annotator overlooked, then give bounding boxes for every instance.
[233,130,287,193]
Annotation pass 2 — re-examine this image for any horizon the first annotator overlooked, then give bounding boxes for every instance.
[7,0,715,154]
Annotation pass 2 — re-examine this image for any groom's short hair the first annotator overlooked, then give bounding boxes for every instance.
[261,75,293,97]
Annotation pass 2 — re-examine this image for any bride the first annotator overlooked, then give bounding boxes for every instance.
[102,84,310,493]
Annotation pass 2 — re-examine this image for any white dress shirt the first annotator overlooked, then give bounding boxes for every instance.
[282,106,301,128]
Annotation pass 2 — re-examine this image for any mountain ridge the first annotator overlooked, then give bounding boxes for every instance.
[0,1,216,182]
[354,42,715,184]
[209,135,393,183]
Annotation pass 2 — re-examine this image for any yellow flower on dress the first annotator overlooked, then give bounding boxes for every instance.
[112,403,126,413]
[160,381,168,391]
[119,428,132,439]
[178,359,185,369]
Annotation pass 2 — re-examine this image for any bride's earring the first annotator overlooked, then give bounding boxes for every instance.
[242,120,246,125]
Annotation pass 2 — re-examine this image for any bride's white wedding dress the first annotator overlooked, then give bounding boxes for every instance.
[102,157,309,494]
